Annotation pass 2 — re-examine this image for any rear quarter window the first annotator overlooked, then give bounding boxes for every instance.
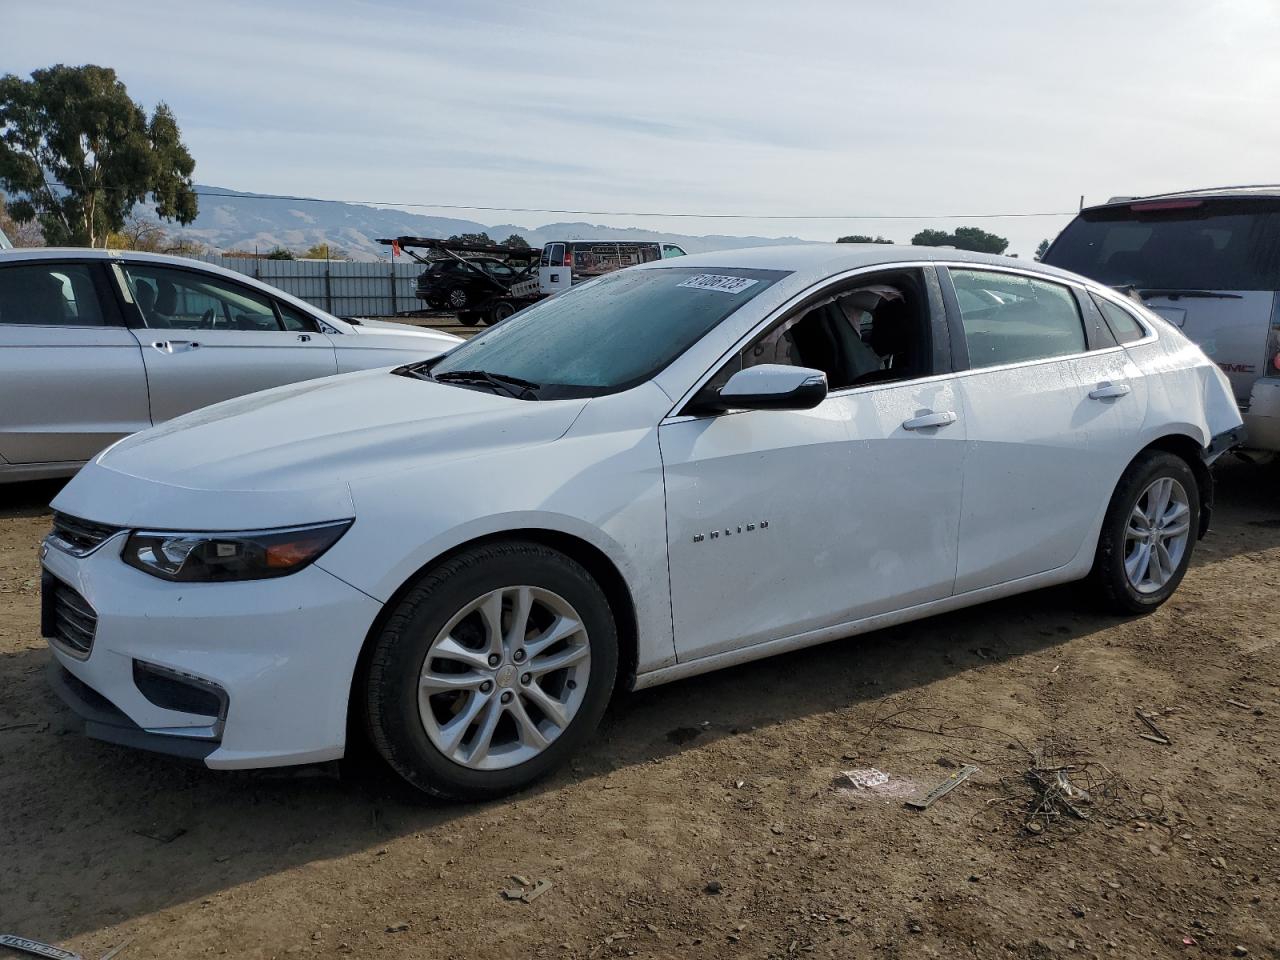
[1091,293,1147,344]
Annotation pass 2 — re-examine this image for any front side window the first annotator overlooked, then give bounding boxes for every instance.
[950,269,1086,369]
[1091,293,1147,344]
[714,269,932,392]
[0,263,107,326]
[122,265,281,332]
[278,301,318,332]
[429,266,787,398]
[662,244,686,259]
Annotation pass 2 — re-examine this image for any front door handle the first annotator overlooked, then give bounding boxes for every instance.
[1088,382,1131,400]
[902,410,958,431]
[151,340,201,354]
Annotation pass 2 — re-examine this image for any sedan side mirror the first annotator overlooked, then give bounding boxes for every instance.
[688,364,828,415]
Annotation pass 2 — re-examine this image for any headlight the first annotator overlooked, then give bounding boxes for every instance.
[122,521,352,582]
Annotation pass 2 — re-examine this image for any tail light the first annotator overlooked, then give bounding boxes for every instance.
[563,250,572,266]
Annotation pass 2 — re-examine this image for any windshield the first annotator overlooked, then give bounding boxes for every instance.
[430,266,787,398]
[1045,199,1280,291]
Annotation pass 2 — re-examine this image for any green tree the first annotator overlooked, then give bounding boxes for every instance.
[1034,238,1050,261]
[265,246,294,260]
[0,64,197,247]
[302,241,346,260]
[910,226,1008,255]
[836,234,893,244]
[502,233,529,248]
[447,232,493,245]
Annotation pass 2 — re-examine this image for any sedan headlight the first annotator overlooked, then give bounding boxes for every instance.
[123,521,352,582]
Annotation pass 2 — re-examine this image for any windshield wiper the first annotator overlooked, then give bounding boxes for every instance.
[1134,288,1244,301]
[433,369,541,400]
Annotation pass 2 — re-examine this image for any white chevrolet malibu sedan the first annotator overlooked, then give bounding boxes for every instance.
[42,245,1242,799]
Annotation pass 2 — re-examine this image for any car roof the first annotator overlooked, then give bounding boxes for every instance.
[0,247,351,327]
[634,243,1087,286]
[1083,183,1280,213]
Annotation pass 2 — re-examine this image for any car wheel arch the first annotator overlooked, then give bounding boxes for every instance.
[345,527,639,743]
[1128,432,1214,539]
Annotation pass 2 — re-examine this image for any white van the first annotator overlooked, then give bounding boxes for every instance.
[539,240,685,295]
[1043,186,1280,452]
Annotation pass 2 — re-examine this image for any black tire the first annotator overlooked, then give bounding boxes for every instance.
[363,541,618,800]
[1087,450,1200,614]
[426,297,445,310]
[487,300,516,325]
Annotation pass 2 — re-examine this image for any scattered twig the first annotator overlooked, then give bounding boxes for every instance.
[1225,698,1252,710]
[1135,710,1171,745]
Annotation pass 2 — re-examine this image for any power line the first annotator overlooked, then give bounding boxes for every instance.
[41,180,1076,221]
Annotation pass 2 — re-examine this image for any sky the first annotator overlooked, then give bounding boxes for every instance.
[3,0,1279,256]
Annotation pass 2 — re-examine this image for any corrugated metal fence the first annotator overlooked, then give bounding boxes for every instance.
[194,256,423,318]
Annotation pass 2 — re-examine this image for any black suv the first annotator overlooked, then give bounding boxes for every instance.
[416,258,521,311]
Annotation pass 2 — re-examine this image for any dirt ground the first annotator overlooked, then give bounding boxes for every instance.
[1,460,1277,960]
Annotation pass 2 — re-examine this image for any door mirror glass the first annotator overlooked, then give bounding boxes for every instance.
[692,364,828,415]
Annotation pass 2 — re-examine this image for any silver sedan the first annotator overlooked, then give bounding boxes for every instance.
[0,248,462,481]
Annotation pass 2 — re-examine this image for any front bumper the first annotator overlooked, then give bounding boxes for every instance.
[1243,378,1280,451]
[42,534,383,769]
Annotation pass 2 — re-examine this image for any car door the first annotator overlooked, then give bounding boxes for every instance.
[659,267,966,661]
[116,262,338,423]
[941,266,1147,594]
[0,259,150,465]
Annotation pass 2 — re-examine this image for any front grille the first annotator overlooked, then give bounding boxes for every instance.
[43,575,98,658]
[50,512,124,556]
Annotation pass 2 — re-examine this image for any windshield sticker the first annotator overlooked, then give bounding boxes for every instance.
[678,274,760,295]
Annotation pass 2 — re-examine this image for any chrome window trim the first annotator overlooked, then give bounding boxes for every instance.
[663,259,1144,423]
[665,260,939,418]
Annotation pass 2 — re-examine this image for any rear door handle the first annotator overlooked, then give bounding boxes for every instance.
[1088,382,1131,400]
[902,410,958,431]
[151,340,201,354]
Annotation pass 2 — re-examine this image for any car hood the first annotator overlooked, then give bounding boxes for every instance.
[52,370,587,530]
[350,318,459,339]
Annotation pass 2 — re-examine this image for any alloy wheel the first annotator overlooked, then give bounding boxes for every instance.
[1123,476,1191,594]
[417,585,591,770]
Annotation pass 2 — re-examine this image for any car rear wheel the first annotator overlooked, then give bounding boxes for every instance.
[447,287,469,310]
[1087,450,1199,614]
[363,540,618,800]
[485,301,516,325]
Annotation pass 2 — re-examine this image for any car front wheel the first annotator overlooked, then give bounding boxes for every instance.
[363,541,618,800]
[1087,450,1199,614]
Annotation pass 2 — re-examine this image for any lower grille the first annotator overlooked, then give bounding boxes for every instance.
[42,574,98,658]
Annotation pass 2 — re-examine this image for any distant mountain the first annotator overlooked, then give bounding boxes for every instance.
[154,185,818,260]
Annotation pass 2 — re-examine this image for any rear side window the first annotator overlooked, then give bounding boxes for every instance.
[1091,293,1146,344]
[0,263,107,326]
[950,269,1086,369]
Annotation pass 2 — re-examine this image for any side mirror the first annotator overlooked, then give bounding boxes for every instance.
[689,364,828,415]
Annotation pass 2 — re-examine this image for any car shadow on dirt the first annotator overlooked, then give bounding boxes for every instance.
[3,458,1280,941]
[0,579,1151,942]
